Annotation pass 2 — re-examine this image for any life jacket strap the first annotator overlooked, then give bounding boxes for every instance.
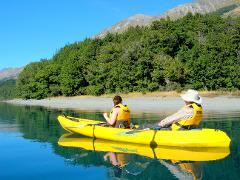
[115,120,130,129]
[174,122,196,130]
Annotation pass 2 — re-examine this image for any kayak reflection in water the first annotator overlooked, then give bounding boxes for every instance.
[153,89,203,131]
[104,152,128,168]
[159,160,203,180]
[104,152,148,178]
[103,95,131,128]
[104,152,127,178]
[103,151,203,179]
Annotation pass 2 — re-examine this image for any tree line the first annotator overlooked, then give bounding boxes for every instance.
[14,13,240,99]
[0,79,16,100]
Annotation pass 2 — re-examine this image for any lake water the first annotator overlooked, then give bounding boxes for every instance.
[0,102,240,180]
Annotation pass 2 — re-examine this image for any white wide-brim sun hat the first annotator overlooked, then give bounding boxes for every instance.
[180,89,202,105]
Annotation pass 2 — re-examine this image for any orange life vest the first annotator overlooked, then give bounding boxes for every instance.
[109,103,130,128]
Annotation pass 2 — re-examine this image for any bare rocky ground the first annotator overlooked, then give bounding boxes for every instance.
[6,96,240,115]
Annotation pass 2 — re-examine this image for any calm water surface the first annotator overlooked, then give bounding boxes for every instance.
[0,102,240,180]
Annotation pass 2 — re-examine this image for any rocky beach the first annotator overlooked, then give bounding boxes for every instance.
[6,95,240,115]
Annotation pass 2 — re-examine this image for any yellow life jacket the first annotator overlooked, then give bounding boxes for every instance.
[116,153,128,167]
[109,103,130,127]
[171,103,203,131]
[171,160,202,180]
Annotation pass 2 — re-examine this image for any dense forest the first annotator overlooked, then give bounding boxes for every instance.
[14,13,240,99]
[0,79,16,100]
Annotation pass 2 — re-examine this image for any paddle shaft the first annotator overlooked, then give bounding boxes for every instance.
[66,122,107,128]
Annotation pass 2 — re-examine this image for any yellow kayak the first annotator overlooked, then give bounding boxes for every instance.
[58,133,230,161]
[57,115,231,147]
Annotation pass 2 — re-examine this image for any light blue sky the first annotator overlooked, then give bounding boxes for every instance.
[0,0,192,69]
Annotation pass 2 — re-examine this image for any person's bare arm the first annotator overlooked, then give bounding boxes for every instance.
[103,108,120,125]
[158,107,194,127]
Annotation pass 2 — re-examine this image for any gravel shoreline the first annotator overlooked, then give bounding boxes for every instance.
[5,96,240,114]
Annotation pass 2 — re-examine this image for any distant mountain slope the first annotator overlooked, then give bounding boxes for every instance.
[0,67,23,81]
[96,0,240,38]
[96,14,157,38]
[196,0,239,9]
[224,6,240,17]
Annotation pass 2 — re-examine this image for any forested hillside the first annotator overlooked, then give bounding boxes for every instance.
[0,79,17,100]
[16,13,240,99]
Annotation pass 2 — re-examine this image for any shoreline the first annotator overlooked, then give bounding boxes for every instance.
[5,95,240,114]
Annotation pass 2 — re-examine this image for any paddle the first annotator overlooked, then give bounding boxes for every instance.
[66,122,107,128]
[125,126,161,134]
[125,128,151,134]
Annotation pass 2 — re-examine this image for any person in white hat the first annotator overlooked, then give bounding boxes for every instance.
[154,89,203,130]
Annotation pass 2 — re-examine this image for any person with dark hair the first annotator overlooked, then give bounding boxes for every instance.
[103,95,131,128]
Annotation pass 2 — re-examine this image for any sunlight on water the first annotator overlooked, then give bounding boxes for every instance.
[0,102,239,180]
